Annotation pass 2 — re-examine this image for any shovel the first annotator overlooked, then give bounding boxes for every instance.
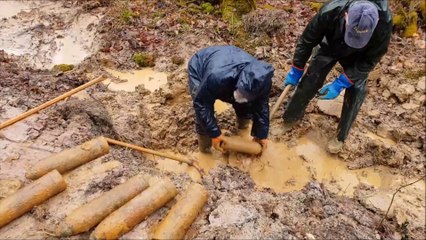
[269,85,292,119]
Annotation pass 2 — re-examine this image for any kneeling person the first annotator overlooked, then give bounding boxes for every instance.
[188,46,274,153]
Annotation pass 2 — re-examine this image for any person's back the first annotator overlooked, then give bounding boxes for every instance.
[189,46,264,103]
[188,45,274,152]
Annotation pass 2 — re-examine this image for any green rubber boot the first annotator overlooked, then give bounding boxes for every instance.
[198,134,212,153]
[327,137,344,154]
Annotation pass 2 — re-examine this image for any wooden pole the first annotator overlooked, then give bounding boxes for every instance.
[26,136,110,180]
[91,179,178,240]
[0,75,107,130]
[105,138,203,175]
[57,174,149,236]
[221,136,262,155]
[269,85,292,119]
[152,183,208,239]
[0,170,67,228]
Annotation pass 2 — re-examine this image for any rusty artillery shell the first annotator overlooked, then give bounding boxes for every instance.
[90,179,178,240]
[0,170,67,228]
[57,174,149,236]
[26,136,110,180]
[152,183,208,240]
[221,136,262,155]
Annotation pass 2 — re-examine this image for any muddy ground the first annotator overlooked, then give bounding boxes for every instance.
[0,0,425,239]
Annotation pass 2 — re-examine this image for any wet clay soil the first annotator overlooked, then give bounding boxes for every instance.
[104,68,168,92]
[0,1,103,69]
[0,0,425,239]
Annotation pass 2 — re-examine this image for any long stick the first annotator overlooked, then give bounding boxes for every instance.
[379,175,425,226]
[0,75,107,130]
[269,85,292,119]
[105,138,203,174]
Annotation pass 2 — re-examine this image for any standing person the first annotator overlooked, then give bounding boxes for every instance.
[282,0,392,153]
[188,46,274,153]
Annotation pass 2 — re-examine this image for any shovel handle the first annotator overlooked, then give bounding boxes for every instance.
[105,138,204,175]
[269,85,292,119]
[0,75,107,130]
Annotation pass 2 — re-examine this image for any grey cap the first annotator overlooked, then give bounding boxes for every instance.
[345,1,379,49]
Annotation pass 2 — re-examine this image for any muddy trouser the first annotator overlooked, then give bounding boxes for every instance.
[188,56,252,136]
[189,91,253,136]
[283,48,367,142]
[188,77,212,152]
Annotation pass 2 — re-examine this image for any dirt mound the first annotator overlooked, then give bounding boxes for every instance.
[243,9,289,35]
[195,164,393,239]
[58,98,116,136]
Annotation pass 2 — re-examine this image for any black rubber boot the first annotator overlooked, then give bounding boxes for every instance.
[237,117,250,129]
[198,134,212,153]
[336,78,367,142]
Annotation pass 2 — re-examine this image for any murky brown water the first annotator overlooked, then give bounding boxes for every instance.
[293,132,393,196]
[50,14,101,67]
[104,68,168,92]
[150,128,422,200]
[0,1,33,19]
[0,1,101,69]
[152,128,422,227]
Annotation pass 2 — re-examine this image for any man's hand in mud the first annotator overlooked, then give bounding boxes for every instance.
[212,135,224,153]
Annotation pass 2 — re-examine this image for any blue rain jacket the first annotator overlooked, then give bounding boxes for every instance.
[188,46,274,139]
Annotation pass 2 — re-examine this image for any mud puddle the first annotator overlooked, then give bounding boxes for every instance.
[294,134,393,196]
[0,1,35,19]
[0,1,102,69]
[145,133,424,230]
[104,68,168,92]
[226,130,411,197]
[151,128,423,203]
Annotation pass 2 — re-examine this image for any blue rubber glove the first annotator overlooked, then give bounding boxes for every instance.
[283,65,304,87]
[319,74,353,100]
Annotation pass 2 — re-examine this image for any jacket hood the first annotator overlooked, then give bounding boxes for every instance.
[236,60,274,101]
[366,0,388,12]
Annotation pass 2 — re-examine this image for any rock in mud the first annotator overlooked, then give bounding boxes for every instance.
[402,102,420,110]
[306,233,316,240]
[416,76,425,92]
[367,109,381,118]
[316,95,343,118]
[0,179,22,199]
[377,124,392,139]
[209,202,259,227]
[382,89,391,99]
[368,68,381,81]
[391,84,416,102]
[0,50,7,63]
[57,98,117,139]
